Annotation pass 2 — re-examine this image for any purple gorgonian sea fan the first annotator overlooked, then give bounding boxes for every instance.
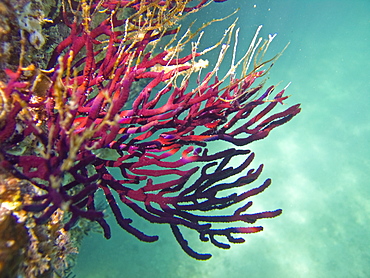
[0,0,300,260]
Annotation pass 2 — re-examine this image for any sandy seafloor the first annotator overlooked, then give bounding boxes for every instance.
[73,1,370,277]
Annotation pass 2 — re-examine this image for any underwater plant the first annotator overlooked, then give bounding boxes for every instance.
[0,0,300,276]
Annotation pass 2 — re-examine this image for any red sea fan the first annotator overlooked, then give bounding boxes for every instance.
[0,0,300,260]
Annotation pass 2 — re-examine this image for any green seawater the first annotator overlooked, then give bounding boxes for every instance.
[73,1,370,277]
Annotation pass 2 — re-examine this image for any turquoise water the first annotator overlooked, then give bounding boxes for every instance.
[73,1,370,277]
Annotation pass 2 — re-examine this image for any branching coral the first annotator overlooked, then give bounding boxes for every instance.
[0,0,300,273]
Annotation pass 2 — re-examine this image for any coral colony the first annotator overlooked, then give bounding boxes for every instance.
[0,0,300,276]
